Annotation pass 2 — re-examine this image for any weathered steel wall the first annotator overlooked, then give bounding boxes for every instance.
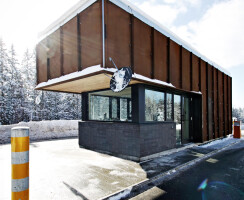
[36,0,102,83]
[36,38,48,83]
[182,47,190,91]
[153,30,168,82]
[48,30,61,79]
[200,61,208,141]
[80,0,102,69]
[105,1,130,69]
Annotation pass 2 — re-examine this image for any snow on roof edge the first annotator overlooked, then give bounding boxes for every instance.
[35,65,176,90]
[37,0,231,77]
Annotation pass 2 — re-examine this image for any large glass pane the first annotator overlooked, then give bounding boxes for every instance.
[145,89,165,121]
[166,93,173,120]
[120,98,128,121]
[174,95,181,145]
[89,95,109,121]
[112,98,118,119]
[89,87,131,121]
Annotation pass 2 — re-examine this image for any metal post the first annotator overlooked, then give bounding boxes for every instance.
[11,127,29,200]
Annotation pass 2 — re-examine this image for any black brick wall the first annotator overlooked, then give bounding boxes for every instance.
[79,121,176,161]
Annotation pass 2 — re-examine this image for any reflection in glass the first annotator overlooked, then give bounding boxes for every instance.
[174,95,181,145]
[120,98,127,121]
[89,96,109,121]
[145,89,165,121]
[89,88,131,121]
[112,98,117,119]
[166,93,173,120]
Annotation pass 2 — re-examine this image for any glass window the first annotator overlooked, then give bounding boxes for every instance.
[145,89,165,121]
[166,93,173,120]
[112,98,118,119]
[120,98,128,121]
[89,95,109,121]
[89,87,131,122]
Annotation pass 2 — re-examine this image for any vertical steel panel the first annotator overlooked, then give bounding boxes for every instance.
[80,1,102,69]
[224,74,228,134]
[230,77,233,133]
[77,14,82,71]
[200,60,207,141]
[153,30,168,82]
[36,39,48,83]
[180,46,183,89]
[214,68,219,138]
[106,2,130,69]
[133,18,152,77]
[222,73,225,136]
[167,38,170,83]
[181,47,190,91]
[192,54,199,92]
[63,17,78,75]
[170,40,181,88]
[151,27,155,79]
[48,30,61,79]
[130,14,134,73]
[218,70,224,137]
[60,27,64,75]
[207,64,213,140]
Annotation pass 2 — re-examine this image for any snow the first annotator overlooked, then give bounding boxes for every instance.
[0,120,80,144]
[199,137,233,148]
[38,0,231,77]
[133,73,174,88]
[108,187,132,200]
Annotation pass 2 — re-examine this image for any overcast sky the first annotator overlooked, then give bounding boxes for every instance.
[0,0,243,107]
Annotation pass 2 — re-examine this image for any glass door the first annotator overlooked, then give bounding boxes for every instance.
[174,95,182,145]
[182,97,190,143]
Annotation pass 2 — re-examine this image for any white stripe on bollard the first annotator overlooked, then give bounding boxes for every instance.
[11,151,29,165]
[11,127,29,138]
[12,177,29,193]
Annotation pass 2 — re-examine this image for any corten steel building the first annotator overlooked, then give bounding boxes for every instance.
[36,0,232,161]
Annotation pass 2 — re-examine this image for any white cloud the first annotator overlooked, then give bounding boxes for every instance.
[172,0,244,68]
[136,1,187,27]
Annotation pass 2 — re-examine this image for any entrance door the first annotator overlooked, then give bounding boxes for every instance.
[182,97,190,143]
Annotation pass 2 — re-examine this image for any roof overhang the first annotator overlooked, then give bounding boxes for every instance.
[35,65,180,94]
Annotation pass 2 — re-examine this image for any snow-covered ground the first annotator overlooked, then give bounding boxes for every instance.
[0,120,80,144]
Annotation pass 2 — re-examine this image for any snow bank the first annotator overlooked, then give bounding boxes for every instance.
[0,120,80,144]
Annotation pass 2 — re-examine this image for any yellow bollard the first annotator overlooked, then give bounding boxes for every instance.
[11,127,29,200]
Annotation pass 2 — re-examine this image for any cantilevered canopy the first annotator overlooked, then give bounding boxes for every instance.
[35,65,174,93]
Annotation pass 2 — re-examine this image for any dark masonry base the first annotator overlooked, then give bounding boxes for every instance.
[79,121,176,162]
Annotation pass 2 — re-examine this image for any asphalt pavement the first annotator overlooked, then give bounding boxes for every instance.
[153,140,244,200]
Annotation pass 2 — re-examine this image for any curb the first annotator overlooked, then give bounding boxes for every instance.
[101,139,241,200]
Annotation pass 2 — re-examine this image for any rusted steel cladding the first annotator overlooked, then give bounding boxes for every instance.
[213,68,218,138]
[207,64,213,140]
[218,70,224,137]
[63,17,78,75]
[106,1,130,69]
[36,39,48,83]
[182,47,190,91]
[153,30,168,82]
[200,60,207,141]
[228,76,232,133]
[224,74,228,134]
[133,18,152,77]
[48,30,61,79]
[80,0,102,69]
[192,54,199,92]
[170,41,181,88]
